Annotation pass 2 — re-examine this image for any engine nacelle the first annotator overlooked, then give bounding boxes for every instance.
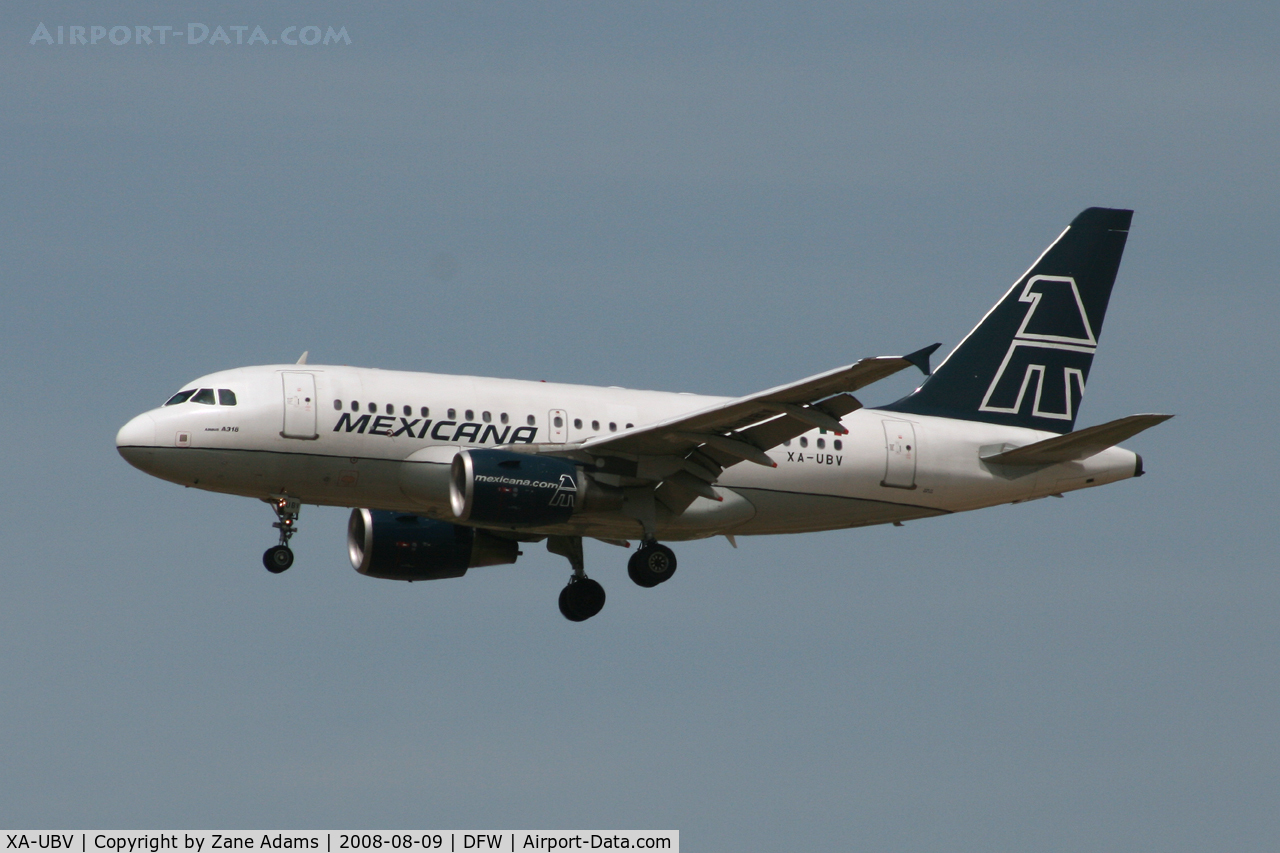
[450,449,586,527]
[348,508,519,581]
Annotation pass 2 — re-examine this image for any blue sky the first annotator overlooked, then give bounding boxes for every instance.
[2,3,1277,849]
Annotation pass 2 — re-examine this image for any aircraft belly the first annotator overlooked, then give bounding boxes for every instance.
[395,447,458,514]
[128,447,411,510]
[422,489,759,543]
[726,488,946,534]
[657,489,756,535]
[119,447,280,494]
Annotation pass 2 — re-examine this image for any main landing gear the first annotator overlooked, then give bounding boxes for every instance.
[548,536,679,621]
[628,541,678,588]
[548,535,605,622]
[559,577,606,622]
[262,496,300,574]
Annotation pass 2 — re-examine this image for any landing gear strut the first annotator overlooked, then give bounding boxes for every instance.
[628,541,677,588]
[262,496,300,574]
[548,535,605,622]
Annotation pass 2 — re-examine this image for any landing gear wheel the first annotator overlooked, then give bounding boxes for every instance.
[558,577,606,622]
[262,496,301,574]
[628,543,677,588]
[263,545,294,573]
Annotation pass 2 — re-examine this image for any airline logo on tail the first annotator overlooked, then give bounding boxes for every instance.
[979,275,1098,422]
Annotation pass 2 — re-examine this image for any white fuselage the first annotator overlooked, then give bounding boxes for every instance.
[116,364,1140,541]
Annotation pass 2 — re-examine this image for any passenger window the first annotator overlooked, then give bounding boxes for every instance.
[218,389,237,406]
[553,416,564,428]
[403,405,411,416]
[834,440,843,450]
[448,408,456,419]
[609,422,617,432]
[591,420,600,431]
[799,436,808,448]
[465,409,474,421]
[816,438,825,449]
[573,418,583,429]
[164,390,196,406]
[527,415,535,426]
[351,401,360,411]
[191,388,216,405]
[421,407,429,418]
[482,411,491,423]
[334,400,343,411]
[500,413,509,425]
[626,423,633,429]
[386,403,393,415]
[368,402,377,413]
[783,439,792,447]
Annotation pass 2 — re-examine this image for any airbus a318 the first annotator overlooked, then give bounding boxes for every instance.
[117,208,1169,621]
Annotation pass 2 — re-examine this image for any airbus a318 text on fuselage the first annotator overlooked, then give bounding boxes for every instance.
[117,208,1169,621]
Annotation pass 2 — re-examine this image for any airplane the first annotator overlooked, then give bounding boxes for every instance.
[117,207,1170,621]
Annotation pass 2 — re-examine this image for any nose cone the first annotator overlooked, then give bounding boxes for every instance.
[116,409,157,455]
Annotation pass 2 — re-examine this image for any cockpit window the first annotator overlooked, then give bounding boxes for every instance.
[164,389,196,406]
[191,388,216,405]
[218,389,237,406]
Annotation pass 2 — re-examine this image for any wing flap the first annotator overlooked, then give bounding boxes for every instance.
[718,393,864,467]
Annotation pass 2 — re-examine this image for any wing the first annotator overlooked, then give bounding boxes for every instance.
[511,344,939,514]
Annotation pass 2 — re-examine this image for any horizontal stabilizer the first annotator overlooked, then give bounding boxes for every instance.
[981,413,1172,466]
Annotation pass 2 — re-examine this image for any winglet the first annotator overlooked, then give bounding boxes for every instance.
[904,343,942,376]
[296,351,309,365]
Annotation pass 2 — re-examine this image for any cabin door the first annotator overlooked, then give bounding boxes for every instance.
[282,372,318,439]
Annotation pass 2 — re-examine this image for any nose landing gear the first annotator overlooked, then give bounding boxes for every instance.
[262,496,300,574]
[263,545,293,573]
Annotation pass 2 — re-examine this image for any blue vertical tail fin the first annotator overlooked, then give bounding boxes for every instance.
[881,207,1132,434]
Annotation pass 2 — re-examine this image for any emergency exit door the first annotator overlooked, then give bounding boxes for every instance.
[281,372,318,440]
[548,409,568,443]
[881,419,917,489]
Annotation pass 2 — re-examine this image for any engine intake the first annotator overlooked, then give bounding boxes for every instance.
[450,449,585,526]
[348,508,519,581]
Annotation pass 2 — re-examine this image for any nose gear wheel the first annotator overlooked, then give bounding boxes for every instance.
[263,545,294,573]
[262,496,301,574]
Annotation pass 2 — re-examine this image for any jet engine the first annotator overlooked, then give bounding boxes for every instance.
[348,508,519,581]
[450,448,617,526]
